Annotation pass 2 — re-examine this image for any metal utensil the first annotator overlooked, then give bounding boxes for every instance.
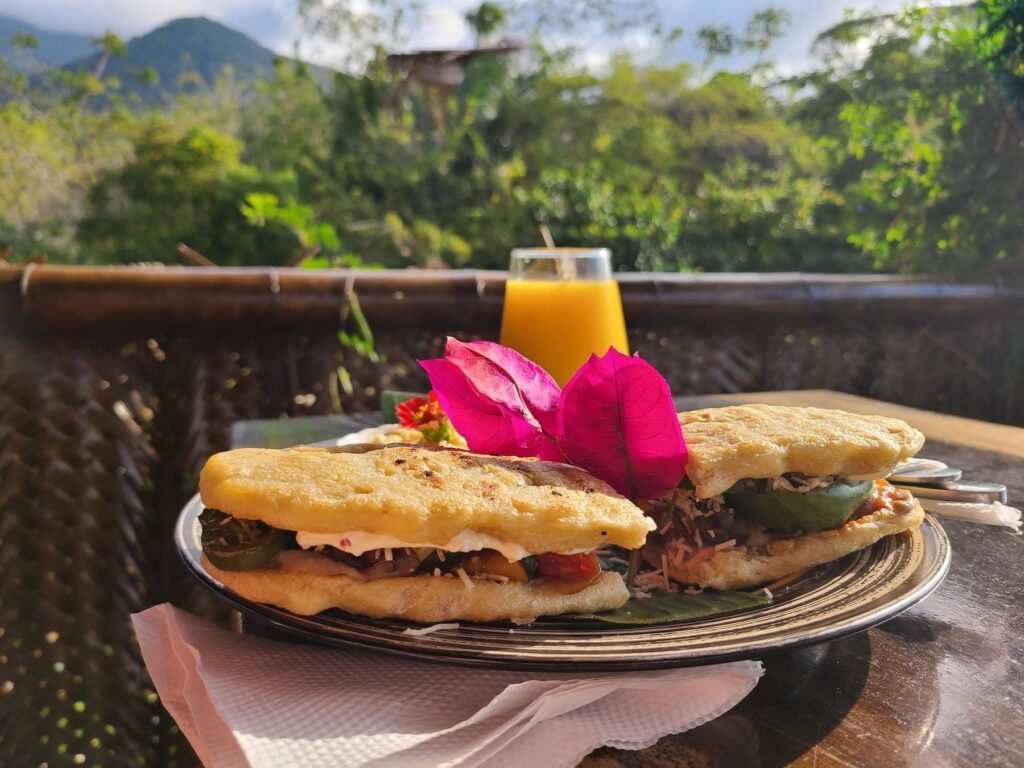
[888,458,1006,504]
[889,458,962,485]
[896,481,1007,505]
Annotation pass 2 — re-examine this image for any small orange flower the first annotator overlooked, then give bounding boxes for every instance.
[396,391,455,444]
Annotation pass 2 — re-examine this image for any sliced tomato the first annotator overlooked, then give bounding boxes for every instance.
[853,479,899,518]
[534,552,601,581]
[872,479,897,510]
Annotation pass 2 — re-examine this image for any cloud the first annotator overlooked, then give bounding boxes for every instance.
[529,0,916,76]
[293,2,475,67]
[1,0,930,72]
[653,0,913,75]
[409,6,472,50]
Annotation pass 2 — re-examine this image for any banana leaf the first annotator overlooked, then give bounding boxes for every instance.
[570,589,771,624]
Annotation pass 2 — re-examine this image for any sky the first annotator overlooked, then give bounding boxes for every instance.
[2,0,916,73]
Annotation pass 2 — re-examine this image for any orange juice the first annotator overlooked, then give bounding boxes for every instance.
[500,279,629,386]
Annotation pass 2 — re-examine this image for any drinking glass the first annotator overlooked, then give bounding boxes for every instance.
[499,248,629,386]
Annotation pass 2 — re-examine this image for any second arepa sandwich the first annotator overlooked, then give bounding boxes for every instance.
[644,404,926,589]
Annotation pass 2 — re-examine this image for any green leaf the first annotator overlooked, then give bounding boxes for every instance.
[569,589,771,624]
[298,255,331,269]
[11,32,40,50]
[380,390,425,420]
[336,366,354,396]
[341,291,378,362]
[92,31,126,57]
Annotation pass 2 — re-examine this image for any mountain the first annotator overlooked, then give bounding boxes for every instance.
[62,17,281,101]
[0,14,96,71]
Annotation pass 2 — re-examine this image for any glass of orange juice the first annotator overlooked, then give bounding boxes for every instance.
[499,248,629,386]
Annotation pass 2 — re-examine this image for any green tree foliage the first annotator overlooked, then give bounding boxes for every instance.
[465,2,508,44]
[241,60,332,179]
[0,30,135,261]
[231,35,825,271]
[287,56,524,268]
[793,4,1024,275]
[981,0,1024,119]
[77,123,302,265]
[240,191,371,268]
[1,2,1022,277]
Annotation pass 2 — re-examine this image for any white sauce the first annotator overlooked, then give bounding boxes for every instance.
[294,529,590,562]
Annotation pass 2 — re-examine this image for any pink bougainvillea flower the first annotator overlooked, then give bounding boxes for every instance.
[558,348,688,501]
[443,338,561,436]
[419,356,561,460]
[420,339,687,499]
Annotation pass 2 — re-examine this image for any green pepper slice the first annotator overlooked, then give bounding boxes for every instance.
[725,479,874,533]
[519,555,538,579]
[199,508,292,571]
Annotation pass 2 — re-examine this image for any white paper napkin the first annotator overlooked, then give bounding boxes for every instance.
[132,604,763,768]
[920,498,1022,531]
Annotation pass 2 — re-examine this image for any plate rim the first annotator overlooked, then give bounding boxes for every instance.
[175,492,951,670]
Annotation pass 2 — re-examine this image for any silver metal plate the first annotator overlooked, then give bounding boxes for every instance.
[889,458,963,484]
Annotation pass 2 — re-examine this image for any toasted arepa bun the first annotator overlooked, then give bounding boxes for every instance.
[203,556,629,622]
[678,405,925,499]
[646,498,925,591]
[200,444,654,554]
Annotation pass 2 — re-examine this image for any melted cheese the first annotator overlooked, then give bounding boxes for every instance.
[294,529,590,562]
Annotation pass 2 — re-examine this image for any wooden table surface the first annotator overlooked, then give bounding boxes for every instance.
[231,390,1024,768]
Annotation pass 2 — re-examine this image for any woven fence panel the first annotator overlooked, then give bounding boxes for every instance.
[0,332,382,768]
[869,321,1012,423]
[0,327,491,767]
[630,328,767,395]
[0,338,165,768]
[0,281,1021,768]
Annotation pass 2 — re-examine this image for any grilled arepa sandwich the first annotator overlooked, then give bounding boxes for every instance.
[198,444,655,622]
[644,405,926,590]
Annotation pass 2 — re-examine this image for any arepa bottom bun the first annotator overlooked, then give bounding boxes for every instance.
[650,499,925,591]
[203,556,630,623]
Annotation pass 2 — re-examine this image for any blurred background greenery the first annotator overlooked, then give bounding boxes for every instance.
[1,0,1022,278]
